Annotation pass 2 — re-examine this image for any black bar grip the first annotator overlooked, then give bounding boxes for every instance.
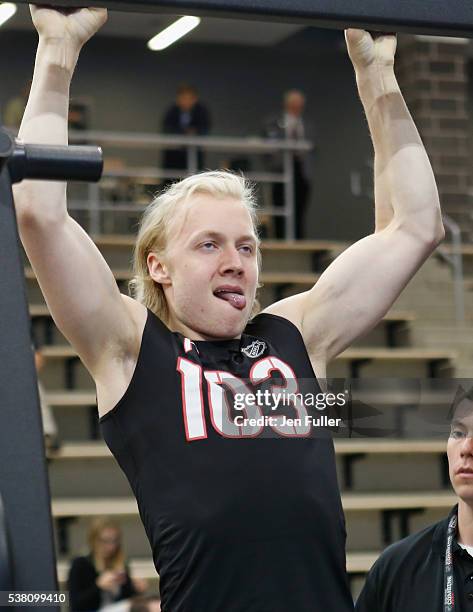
[8,142,103,184]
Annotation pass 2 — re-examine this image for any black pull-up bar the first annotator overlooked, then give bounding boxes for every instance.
[8,143,103,184]
[14,0,473,37]
[0,129,103,184]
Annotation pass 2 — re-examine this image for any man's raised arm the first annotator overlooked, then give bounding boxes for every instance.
[264,29,444,374]
[14,6,140,377]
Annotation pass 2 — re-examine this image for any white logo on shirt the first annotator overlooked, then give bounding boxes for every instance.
[241,340,266,359]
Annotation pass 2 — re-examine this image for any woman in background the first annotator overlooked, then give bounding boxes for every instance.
[68,517,148,612]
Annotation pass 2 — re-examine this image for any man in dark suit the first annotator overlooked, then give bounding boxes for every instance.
[161,84,211,174]
[265,89,311,240]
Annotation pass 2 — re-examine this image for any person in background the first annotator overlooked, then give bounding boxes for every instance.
[129,594,161,612]
[161,84,211,176]
[264,89,311,239]
[355,386,473,612]
[68,517,148,612]
[3,82,30,131]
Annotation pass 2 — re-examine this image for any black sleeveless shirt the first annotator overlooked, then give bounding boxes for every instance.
[99,309,353,612]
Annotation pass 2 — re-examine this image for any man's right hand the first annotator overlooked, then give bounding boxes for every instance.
[30,4,107,49]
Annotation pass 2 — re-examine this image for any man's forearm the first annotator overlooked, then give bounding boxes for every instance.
[20,40,79,143]
[14,40,79,222]
[356,65,443,241]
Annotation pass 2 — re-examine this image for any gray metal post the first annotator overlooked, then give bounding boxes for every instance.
[442,215,465,323]
[88,181,101,235]
[283,150,295,240]
[0,164,59,610]
[187,145,199,175]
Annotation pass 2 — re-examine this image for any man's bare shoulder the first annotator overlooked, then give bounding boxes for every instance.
[260,293,306,333]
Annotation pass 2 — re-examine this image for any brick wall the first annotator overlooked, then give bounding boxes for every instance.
[396,36,472,235]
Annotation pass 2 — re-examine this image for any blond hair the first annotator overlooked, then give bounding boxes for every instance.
[88,517,125,572]
[129,170,262,324]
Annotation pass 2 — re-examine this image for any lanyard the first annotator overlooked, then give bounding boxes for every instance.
[444,510,457,612]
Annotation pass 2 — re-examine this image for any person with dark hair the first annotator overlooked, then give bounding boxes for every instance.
[356,388,473,612]
[68,517,148,612]
[161,84,211,173]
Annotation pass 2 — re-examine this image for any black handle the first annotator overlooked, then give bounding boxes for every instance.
[8,141,103,184]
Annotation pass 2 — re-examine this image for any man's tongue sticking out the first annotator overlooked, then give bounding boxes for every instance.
[215,290,246,310]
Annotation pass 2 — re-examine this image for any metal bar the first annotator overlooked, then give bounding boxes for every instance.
[342,453,365,491]
[14,0,473,37]
[89,406,100,440]
[399,508,423,539]
[0,166,59,603]
[68,201,147,212]
[67,201,291,215]
[88,182,101,235]
[382,510,394,546]
[283,150,295,240]
[187,146,199,174]
[67,130,312,154]
[9,142,102,184]
[439,215,465,323]
[92,168,288,183]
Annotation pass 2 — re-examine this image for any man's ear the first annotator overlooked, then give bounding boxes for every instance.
[147,252,171,285]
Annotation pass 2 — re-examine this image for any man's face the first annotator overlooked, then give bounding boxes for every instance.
[148,195,259,340]
[177,91,197,112]
[285,92,305,117]
[448,401,473,503]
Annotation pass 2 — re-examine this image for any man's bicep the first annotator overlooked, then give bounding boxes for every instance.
[300,225,435,362]
[19,213,138,374]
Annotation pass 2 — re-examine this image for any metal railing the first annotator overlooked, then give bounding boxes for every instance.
[439,214,465,323]
[67,130,312,239]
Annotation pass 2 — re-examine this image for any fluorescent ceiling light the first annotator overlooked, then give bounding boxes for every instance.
[415,34,468,45]
[0,3,16,27]
[147,16,201,51]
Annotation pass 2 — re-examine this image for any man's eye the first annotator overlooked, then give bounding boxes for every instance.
[451,429,466,439]
[239,245,253,254]
[201,242,216,250]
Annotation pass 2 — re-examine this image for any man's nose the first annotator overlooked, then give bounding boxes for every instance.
[220,248,244,273]
[460,436,473,456]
